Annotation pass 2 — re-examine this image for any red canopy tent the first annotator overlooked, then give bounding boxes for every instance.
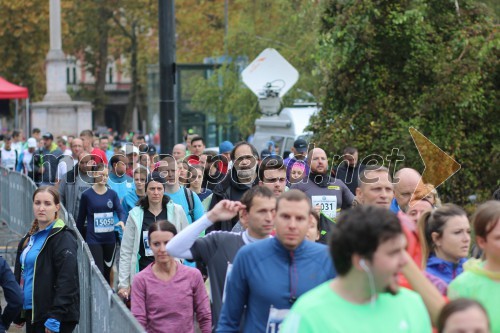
[0,77,29,133]
[0,77,29,99]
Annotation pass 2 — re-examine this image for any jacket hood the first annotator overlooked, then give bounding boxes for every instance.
[463,258,500,280]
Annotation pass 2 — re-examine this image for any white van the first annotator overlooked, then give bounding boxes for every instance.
[251,104,318,158]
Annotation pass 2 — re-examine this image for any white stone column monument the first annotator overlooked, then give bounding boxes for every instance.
[44,0,71,102]
[32,0,93,136]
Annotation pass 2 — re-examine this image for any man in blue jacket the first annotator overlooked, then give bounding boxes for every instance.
[0,256,23,333]
[217,189,336,333]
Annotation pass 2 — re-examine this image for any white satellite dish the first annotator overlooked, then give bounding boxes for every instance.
[242,48,299,99]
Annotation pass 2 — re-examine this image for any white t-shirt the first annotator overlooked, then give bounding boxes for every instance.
[0,148,17,170]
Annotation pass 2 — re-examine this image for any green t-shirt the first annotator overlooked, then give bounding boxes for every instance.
[281,281,432,333]
[448,267,500,333]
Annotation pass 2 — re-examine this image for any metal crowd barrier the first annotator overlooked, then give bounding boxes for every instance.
[0,167,145,333]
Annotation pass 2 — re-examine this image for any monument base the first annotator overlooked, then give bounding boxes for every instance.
[31,101,93,136]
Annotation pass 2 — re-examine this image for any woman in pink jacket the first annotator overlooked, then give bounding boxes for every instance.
[131,220,211,333]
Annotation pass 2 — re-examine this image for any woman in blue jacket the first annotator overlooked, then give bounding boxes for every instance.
[14,186,79,333]
[417,204,471,284]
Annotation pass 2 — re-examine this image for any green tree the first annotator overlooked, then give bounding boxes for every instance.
[0,1,49,100]
[111,0,158,132]
[313,0,499,204]
[191,0,326,137]
[64,0,119,127]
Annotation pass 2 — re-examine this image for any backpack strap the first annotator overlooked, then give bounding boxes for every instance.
[183,187,195,222]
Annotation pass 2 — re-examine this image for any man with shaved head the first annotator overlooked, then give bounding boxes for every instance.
[391,167,422,213]
[172,143,186,160]
[292,148,354,243]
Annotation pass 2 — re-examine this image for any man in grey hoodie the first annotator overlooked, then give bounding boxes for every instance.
[59,152,95,219]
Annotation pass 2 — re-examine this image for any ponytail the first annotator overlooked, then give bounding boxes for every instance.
[417,210,433,269]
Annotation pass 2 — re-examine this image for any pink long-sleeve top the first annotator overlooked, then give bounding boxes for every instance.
[131,261,212,333]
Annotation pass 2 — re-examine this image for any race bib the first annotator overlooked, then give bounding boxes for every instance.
[142,231,153,256]
[311,195,337,219]
[222,262,233,303]
[94,212,114,233]
[266,306,290,333]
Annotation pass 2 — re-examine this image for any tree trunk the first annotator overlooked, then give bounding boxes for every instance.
[93,6,113,127]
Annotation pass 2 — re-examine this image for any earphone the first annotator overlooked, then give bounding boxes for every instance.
[359,259,371,273]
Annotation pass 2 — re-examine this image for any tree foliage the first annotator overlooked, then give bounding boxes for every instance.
[0,0,49,100]
[191,0,326,137]
[312,0,499,204]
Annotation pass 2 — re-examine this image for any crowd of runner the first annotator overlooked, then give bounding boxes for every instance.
[0,127,499,333]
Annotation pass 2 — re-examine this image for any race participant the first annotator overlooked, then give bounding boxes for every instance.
[355,165,448,295]
[32,133,63,186]
[98,136,113,162]
[448,200,500,333]
[289,162,306,184]
[56,136,71,156]
[56,138,84,184]
[292,148,353,220]
[166,186,275,327]
[200,151,225,191]
[334,146,365,195]
[121,166,148,219]
[172,143,186,160]
[108,153,134,200]
[218,140,234,174]
[131,221,211,333]
[59,152,95,219]
[0,135,18,171]
[391,167,422,213]
[306,210,321,242]
[437,298,490,333]
[177,159,190,186]
[80,129,108,164]
[16,137,37,180]
[281,205,432,333]
[258,156,287,197]
[0,256,22,333]
[208,141,260,232]
[283,139,309,182]
[10,129,24,155]
[406,196,434,225]
[76,165,126,283]
[118,172,188,300]
[217,190,335,333]
[187,136,206,164]
[14,186,79,333]
[187,164,212,203]
[157,156,204,224]
[418,204,471,284]
[231,156,287,232]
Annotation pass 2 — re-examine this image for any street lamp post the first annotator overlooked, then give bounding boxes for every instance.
[159,0,177,154]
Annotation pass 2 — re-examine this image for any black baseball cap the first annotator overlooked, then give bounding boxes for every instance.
[293,139,308,153]
[42,132,54,140]
[147,145,157,155]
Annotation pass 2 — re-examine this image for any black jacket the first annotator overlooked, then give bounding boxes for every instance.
[14,220,79,325]
[0,256,23,332]
[207,167,259,232]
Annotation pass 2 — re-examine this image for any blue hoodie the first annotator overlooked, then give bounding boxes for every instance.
[426,255,467,284]
[217,237,336,333]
